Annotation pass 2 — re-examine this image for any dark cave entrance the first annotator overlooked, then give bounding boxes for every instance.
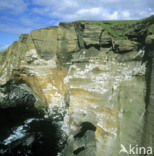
[0,81,64,156]
[0,107,64,156]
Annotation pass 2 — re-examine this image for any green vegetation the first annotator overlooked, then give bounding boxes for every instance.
[74,19,139,39]
[75,15,154,40]
[148,24,154,33]
[101,20,138,38]
[40,26,58,30]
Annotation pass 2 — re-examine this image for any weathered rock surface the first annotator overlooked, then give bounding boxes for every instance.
[0,81,35,109]
[0,15,154,156]
[113,39,138,53]
[82,23,103,47]
[100,31,112,47]
[145,34,154,50]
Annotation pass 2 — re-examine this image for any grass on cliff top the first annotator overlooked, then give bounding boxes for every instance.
[75,19,139,39]
[103,17,154,36]
[101,20,138,38]
[76,15,154,38]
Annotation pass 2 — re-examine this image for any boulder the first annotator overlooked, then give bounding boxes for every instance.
[113,39,138,53]
[100,31,112,47]
[145,34,154,50]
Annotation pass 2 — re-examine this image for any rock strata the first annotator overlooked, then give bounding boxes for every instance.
[0,15,154,156]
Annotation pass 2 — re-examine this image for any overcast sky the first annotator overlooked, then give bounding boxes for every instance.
[0,0,154,50]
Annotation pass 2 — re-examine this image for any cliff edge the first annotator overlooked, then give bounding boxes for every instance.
[0,15,154,156]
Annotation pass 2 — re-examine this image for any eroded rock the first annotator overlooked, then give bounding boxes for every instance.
[82,23,103,47]
[113,39,138,53]
[100,31,112,47]
[0,16,154,156]
[0,81,35,109]
[145,34,154,50]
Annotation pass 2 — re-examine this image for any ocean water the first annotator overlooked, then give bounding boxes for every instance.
[0,107,64,156]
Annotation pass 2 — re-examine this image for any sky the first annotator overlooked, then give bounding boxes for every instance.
[0,0,154,50]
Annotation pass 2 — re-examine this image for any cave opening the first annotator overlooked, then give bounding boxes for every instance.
[0,106,64,156]
[0,81,64,156]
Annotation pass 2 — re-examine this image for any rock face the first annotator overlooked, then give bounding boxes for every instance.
[113,39,138,53]
[0,16,154,156]
[0,81,35,109]
[145,34,154,50]
[100,31,112,47]
[81,23,103,47]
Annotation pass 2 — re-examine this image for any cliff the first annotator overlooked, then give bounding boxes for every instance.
[0,15,154,156]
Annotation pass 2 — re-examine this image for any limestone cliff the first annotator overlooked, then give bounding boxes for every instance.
[0,15,154,156]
